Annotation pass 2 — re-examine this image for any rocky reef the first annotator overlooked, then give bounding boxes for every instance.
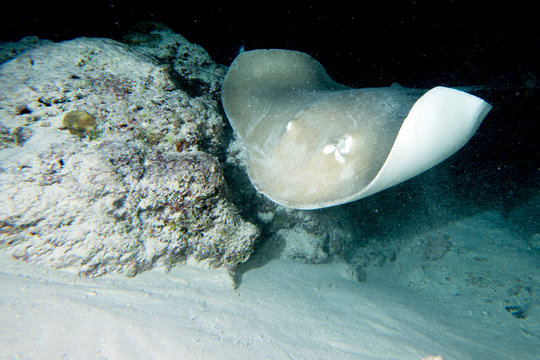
[0,26,258,276]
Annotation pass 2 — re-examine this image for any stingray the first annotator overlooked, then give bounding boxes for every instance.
[221,49,492,209]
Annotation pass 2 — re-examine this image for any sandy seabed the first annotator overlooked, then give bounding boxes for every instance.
[1,210,539,360]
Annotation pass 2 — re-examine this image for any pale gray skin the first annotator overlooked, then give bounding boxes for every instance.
[222,49,425,209]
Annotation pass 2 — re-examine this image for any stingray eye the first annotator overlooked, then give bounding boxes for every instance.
[337,135,352,155]
[322,135,352,156]
[321,135,353,165]
[322,144,335,154]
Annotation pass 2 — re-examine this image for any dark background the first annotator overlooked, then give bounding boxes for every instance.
[1,1,537,87]
[1,1,539,216]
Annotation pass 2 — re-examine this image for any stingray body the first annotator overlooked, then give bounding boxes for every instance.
[221,49,492,209]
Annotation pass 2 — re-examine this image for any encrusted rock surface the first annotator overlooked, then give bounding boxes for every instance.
[123,22,226,98]
[0,31,257,276]
[0,35,53,65]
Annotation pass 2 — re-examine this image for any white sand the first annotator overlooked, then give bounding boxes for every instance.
[1,210,539,360]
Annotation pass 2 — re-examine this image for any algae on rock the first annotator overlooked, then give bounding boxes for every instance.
[61,110,98,138]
